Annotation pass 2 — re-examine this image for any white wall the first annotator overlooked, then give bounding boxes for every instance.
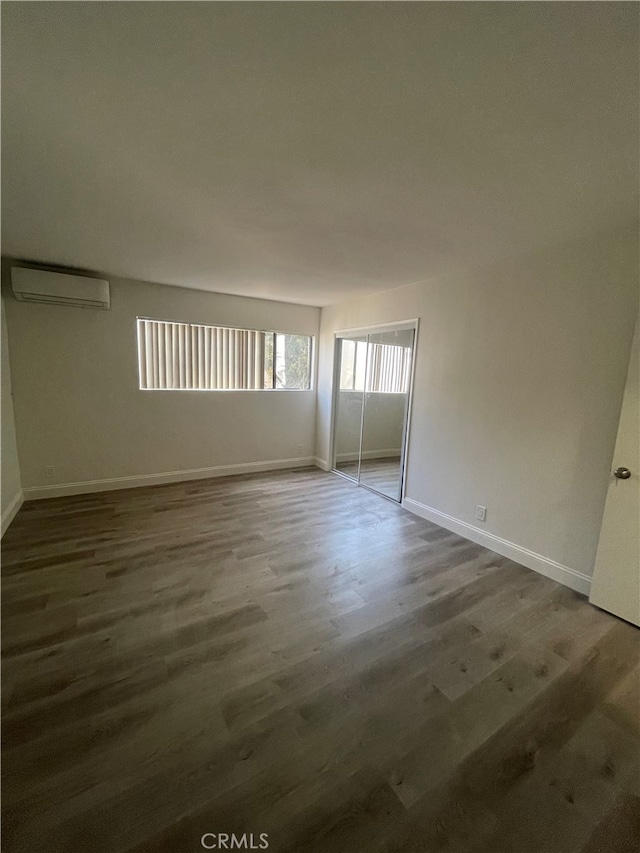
[3,274,320,497]
[1,296,23,533]
[317,226,639,587]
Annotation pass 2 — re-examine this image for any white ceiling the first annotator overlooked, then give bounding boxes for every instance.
[2,2,638,307]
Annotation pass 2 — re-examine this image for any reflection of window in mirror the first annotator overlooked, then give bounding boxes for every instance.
[365,343,411,394]
[339,339,368,391]
[340,339,410,394]
[339,339,356,389]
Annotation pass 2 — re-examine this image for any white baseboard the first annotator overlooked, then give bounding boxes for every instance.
[1,489,24,537]
[23,457,316,501]
[336,448,401,463]
[402,497,591,596]
[313,458,331,471]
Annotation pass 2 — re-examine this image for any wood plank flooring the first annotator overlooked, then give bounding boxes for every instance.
[335,457,402,500]
[1,467,638,853]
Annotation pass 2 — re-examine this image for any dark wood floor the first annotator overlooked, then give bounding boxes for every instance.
[2,467,639,853]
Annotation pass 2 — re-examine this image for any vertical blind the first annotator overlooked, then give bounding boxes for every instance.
[137,319,265,390]
[340,341,412,393]
[367,343,412,393]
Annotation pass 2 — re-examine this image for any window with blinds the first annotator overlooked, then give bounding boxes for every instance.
[137,319,312,391]
[339,340,411,393]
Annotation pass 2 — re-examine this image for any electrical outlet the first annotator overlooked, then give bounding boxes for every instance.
[475,505,487,523]
[45,465,56,478]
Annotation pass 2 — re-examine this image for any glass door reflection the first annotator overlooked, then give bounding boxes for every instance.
[333,326,415,501]
[359,329,414,501]
[333,335,367,482]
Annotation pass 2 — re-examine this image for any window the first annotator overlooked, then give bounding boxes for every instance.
[137,319,312,390]
[339,340,411,393]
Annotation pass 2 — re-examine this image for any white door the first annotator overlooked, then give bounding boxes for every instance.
[589,318,639,626]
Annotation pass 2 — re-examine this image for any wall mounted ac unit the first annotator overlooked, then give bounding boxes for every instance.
[11,267,110,309]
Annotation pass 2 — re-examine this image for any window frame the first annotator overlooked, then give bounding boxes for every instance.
[136,316,314,392]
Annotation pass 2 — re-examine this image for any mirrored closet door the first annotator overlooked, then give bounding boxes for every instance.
[333,334,367,482]
[332,324,416,502]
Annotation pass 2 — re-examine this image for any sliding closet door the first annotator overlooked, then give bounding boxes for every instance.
[359,329,414,501]
[332,324,416,500]
[333,335,367,482]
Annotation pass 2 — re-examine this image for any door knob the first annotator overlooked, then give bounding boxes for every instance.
[614,467,631,480]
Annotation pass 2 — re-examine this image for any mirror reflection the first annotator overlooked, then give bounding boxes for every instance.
[333,327,414,501]
[333,335,367,481]
[360,329,414,500]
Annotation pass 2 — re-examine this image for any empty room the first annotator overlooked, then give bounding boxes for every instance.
[1,2,638,852]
